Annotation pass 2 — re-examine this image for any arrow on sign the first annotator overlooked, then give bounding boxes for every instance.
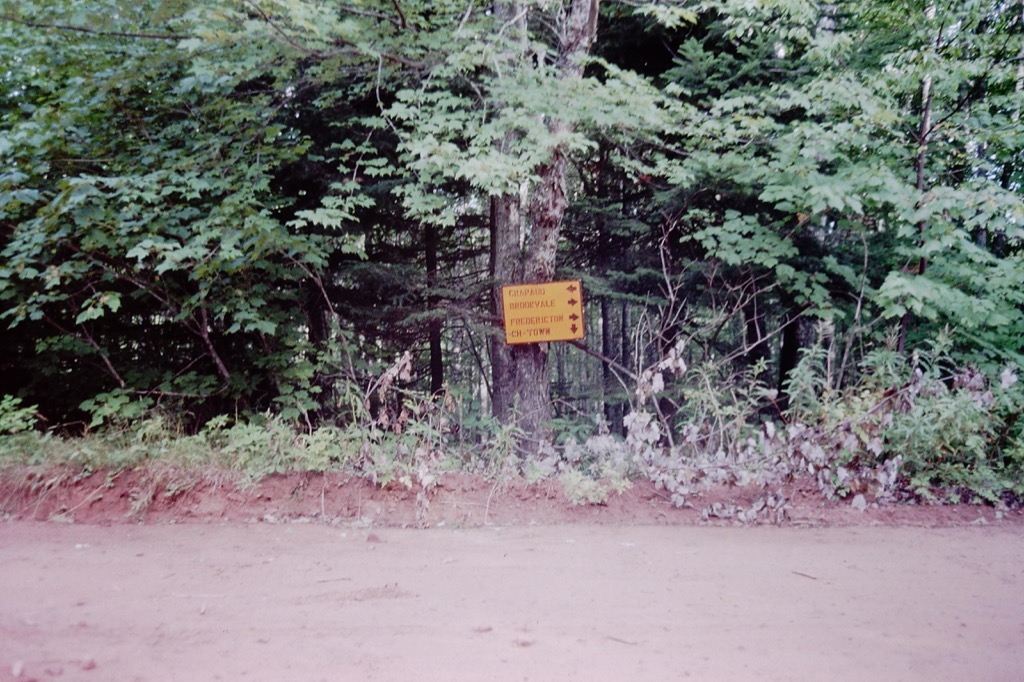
[568,298,578,306]
[571,324,578,333]
[569,314,579,321]
[567,284,577,293]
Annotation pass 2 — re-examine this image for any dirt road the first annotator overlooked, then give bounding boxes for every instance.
[2,520,1022,681]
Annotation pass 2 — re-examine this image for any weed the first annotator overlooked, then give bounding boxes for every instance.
[559,468,631,506]
[0,395,39,435]
[780,333,1024,506]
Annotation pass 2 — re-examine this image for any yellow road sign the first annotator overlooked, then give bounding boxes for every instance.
[501,280,585,344]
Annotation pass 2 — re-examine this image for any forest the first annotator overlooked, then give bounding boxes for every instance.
[2,0,1023,507]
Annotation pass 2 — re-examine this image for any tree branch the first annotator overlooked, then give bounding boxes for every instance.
[391,0,409,29]
[196,308,232,382]
[239,0,425,68]
[568,340,637,381]
[43,315,127,389]
[0,14,189,41]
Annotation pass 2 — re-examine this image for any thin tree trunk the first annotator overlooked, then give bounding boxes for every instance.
[601,296,615,427]
[619,300,630,437]
[303,279,332,418]
[742,293,770,379]
[898,4,937,353]
[197,308,231,383]
[488,0,527,427]
[424,223,443,396]
[777,294,803,412]
[490,194,522,425]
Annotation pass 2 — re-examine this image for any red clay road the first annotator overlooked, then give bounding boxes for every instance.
[1,521,1022,681]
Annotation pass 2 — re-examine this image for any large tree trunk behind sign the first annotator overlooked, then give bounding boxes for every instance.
[489,188,557,452]
[488,0,600,455]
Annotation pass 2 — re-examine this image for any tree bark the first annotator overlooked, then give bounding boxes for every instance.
[601,296,617,428]
[424,223,444,397]
[742,293,771,379]
[898,4,937,353]
[619,300,631,437]
[303,279,333,418]
[488,0,600,455]
[490,194,523,425]
[776,294,805,412]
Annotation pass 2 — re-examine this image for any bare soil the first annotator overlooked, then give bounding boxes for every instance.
[1,468,1023,681]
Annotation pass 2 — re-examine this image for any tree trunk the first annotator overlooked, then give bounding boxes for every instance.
[489,1,526,428]
[490,194,522,426]
[619,300,631,437]
[601,296,625,433]
[776,295,804,413]
[489,193,554,452]
[742,294,771,380]
[899,4,937,353]
[303,279,333,419]
[488,0,600,455]
[424,223,443,397]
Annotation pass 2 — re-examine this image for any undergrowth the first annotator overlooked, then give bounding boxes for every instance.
[1,334,1022,517]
